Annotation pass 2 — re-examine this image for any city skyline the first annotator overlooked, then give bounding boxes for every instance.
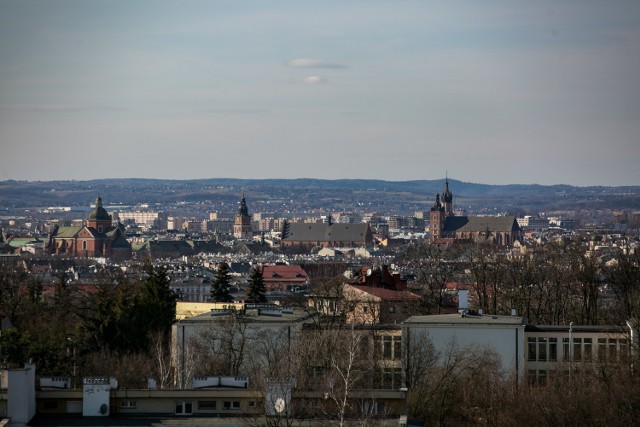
[1,1,639,186]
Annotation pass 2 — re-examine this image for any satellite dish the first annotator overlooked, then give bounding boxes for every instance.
[366,268,372,276]
[99,403,108,415]
[274,398,286,414]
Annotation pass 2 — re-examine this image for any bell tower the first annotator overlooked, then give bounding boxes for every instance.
[429,193,445,242]
[442,174,453,216]
[233,193,253,240]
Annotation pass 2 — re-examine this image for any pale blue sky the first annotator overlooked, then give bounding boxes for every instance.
[1,1,639,185]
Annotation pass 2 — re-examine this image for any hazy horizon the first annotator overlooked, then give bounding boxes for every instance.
[2,1,639,186]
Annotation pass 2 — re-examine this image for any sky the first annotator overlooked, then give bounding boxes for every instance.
[1,1,639,186]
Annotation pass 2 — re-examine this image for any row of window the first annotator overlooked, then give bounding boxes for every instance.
[374,335,402,361]
[527,336,629,363]
[120,400,246,414]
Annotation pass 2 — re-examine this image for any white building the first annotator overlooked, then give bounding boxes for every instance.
[516,215,549,230]
[403,313,527,382]
[115,211,165,228]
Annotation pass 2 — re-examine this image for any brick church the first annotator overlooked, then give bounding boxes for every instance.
[46,197,131,259]
[429,178,522,246]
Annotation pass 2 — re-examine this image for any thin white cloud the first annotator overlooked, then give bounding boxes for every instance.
[287,58,346,69]
[303,76,326,84]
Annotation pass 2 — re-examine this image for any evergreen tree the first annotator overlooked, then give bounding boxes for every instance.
[138,264,177,336]
[247,266,267,303]
[211,262,234,302]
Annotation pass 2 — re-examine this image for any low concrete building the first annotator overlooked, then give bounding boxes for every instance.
[403,313,527,382]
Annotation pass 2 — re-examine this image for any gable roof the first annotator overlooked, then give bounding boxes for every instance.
[444,216,520,233]
[51,226,83,239]
[283,223,370,243]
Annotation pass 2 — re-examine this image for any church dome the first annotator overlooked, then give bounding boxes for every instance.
[88,197,111,221]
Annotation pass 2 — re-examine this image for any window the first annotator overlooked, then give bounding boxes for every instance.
[121,400,136,409]
[548,338,557,361]
[598,338,607,361]
[620,339,629,360]
[98,226,103,233]
[82,240,87,250]
[383,337,392,359]
[583,338,592,361]
[393,337,402,360]
[538,369,548,386]
[382,368,393,389]
[573,338,582,361]
[393,368,402,389]
[609,339,617,361]
[563,338,570,361]
[537,337,547,361]
[175,401,193,415]
[528,337,537,361]
[223,401,241,410]
[198,401,216,410]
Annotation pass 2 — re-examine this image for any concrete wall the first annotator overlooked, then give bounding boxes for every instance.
[7,363,36,426]
[406,324,526,381]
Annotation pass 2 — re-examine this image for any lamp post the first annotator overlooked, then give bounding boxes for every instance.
[569,322,573,378]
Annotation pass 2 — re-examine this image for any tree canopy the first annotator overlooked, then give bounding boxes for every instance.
[211,262,234,303]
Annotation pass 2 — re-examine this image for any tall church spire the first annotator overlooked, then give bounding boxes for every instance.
[441,174,453,216]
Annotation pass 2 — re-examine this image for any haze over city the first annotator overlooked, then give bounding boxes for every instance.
[1,1,639,186]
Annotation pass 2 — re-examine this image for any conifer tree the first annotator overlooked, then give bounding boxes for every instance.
[247,266,267,303]
[211,262,234,302]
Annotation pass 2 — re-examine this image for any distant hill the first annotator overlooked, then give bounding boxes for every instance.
[1,178,639,213]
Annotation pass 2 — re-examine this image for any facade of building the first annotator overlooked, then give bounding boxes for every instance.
[403,313,528,382]
[281,221,373,249]
[403,312,633,386]
[430,178,522,245]
[262,264,309,293]
[516,215,549,230]
[45,197,131,259]
[115,210,165,228]
[233,195,253,240]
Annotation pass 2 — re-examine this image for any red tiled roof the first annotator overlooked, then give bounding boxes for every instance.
[262,265,308,282]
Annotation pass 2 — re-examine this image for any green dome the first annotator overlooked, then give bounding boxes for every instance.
[88,197,111,221]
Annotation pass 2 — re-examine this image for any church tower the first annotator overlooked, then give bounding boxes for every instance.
[442,175,453,216]
[87,197,112,233]
[429,193,446,243]
[233,193,253,240]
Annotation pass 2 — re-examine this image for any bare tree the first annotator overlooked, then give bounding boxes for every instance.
[399,242,462,314]
[325,325,370,427]
[192,312,248,376]
[150,330,172,389]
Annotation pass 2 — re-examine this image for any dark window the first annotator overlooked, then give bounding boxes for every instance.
[548,338,557,361]
[528,338,536,361]
[393,337,402,360]
[198,400,216,410]
[44,401,58,409]
[224,401,240,410]
[383,336,392,359]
